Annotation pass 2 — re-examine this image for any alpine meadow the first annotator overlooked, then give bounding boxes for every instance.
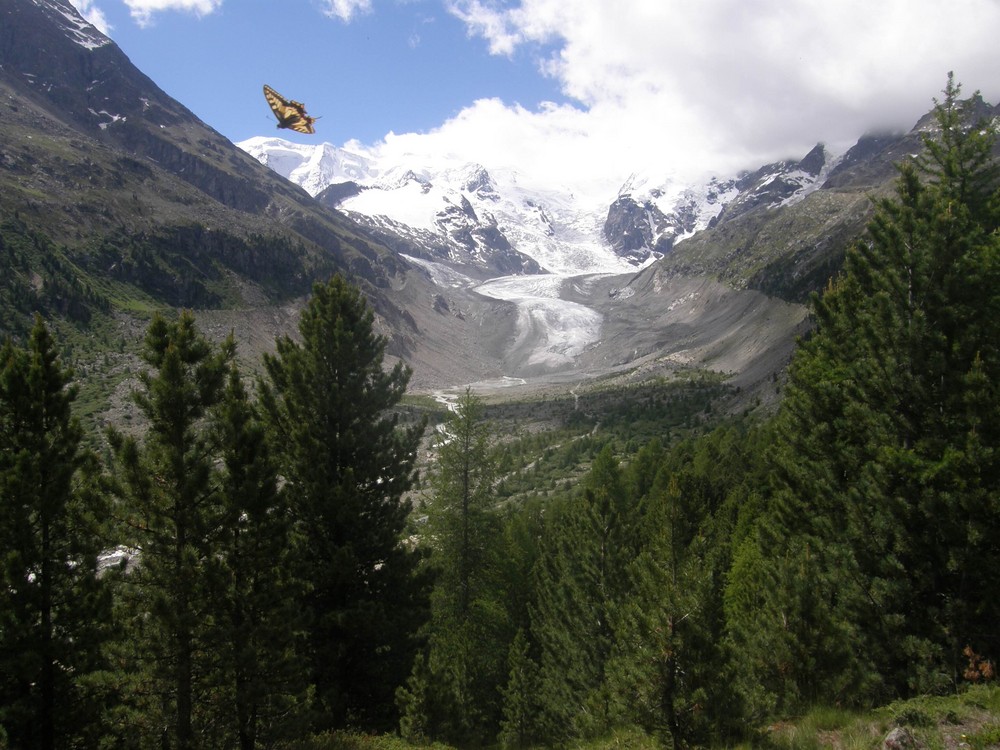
[1,1,1000,748]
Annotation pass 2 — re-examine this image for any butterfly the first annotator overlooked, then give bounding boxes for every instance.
[263,84,318,134]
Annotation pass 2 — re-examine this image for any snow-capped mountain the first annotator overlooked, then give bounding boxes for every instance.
[242,138,374,196]
[602,144,838,264]
[602,173,743,263]
[241,137,627,276]
[17,0,110,52]
[239,136,837,279]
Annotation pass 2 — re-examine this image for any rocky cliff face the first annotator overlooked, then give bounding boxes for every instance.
[712,143,831,224]
[600,146,833,268]
[0,0,443,364]
[602,195,664,263]
[602,187,713,263]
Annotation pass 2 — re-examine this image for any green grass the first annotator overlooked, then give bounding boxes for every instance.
[967,723,1000,750]
[760,707,884,750]
[758,685,1000,750]
[344,686,1000,750]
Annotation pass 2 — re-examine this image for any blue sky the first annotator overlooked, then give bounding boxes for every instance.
[72,0,569,146]
[69,0,1000,197]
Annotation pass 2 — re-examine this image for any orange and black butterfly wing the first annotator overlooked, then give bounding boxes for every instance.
[263,84,317,134]
[263,85,292,126]
[287,110,317,134]
[282,93,317,134]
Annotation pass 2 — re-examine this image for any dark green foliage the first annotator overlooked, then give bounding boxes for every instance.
[0,218,111,339]
[597,376,730,441]
[104,311,234,749]
[212,364,308,749]
[751,236,851,303]
[610,474,716,749]
[740,75,1000,709]
[609,425,754,747]
[428,389,499,619]
[78,224,319,308]
[530,446,638,742]
[398,389,508,745]
[492,503,547,747]
[0,315,112,749]
[487,376,732,505]
[0,214,323,338]
[260,275,431,732]
[498,628,540,749]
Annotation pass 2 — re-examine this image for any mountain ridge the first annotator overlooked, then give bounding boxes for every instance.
[238,137,851,281]
[5,0,998,413]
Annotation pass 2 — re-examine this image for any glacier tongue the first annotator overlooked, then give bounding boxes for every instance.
[475,274,605,370]
[237,137,663,378]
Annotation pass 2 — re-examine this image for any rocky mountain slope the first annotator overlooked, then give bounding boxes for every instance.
[0,0,456,371]
[4,0,997,413]
[0,0,567,400]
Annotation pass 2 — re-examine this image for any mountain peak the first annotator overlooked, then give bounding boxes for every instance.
[459,164,499,201]
[239,137,647,274]
[798,143,827,177]
[239,137,373,195]
[27,0,110,51]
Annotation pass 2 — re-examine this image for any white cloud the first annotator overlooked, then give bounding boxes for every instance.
[445,0,531,56]
[396,0,1000,192]
[319,0,373,22]
[361,96,710,206]
[67,0,112,33]
[123,0,223,27]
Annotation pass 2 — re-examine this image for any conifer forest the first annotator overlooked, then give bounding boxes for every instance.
[1,79,999,750]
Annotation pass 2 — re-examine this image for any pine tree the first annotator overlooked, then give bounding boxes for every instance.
[105,311,233,749]
[724,529,870,719]
[530,445,637,742]
[0,316,112,750]
[430,388,498,619]
[757,75,1000,702]
[494,499,546,746]
[498,628,540,749]
[625,437,666,508]
[612,427,751,748]
[609,474,712,749]
[212,364,306,750]
[398,388,508,745]
[260,275,431,731]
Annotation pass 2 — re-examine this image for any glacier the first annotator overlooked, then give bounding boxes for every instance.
[238,136,829,382]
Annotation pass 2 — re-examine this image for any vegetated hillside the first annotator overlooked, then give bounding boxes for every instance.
[359,686,1000,750]
[0,0,521,419]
